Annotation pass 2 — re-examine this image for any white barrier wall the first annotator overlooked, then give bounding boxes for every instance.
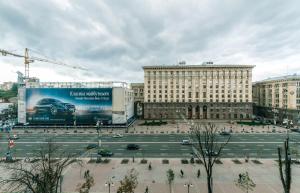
[17,87,26,124]
[112,87,134,124]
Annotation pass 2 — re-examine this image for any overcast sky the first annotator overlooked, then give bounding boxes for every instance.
[0,0,299,83]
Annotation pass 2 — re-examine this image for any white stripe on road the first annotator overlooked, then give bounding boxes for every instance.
[0,141,294,144]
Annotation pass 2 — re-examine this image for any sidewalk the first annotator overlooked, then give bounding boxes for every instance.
[61,158,300,193]
[9,120,289,135]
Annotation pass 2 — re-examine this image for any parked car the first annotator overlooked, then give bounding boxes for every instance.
[126,144,140,150]
[181,139,192,145]
[86,144,98,150]
[98,149,114,157]
[112,133,123,138]
[33,98,75,116]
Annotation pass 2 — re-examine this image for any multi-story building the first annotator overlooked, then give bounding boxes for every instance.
[253,74,300,125]
[131,83,144,118]
[143,63,255,120]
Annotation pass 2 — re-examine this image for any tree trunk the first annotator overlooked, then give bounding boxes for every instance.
[207,175,213,193]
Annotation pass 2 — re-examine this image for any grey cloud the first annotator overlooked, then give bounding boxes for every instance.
[0,0,300,83]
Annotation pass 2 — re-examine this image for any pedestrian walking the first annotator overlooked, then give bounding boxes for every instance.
[180,169,184,177]
[197,169,200,178]
[132,156,135,163]
[145,186,149,193]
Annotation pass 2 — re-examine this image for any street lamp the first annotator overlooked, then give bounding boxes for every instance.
[184,183,193,193]
[176,109,181,133]
[105,179,114,193]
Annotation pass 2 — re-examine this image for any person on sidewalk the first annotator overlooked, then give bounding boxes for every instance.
[145,186,149,193]
[197,169,200,178]
[180,169,184,178]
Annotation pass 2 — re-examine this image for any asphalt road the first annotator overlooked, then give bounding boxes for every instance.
[1,132,300,158]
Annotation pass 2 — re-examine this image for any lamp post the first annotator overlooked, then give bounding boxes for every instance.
[96,120,102,162]
[105,179,114,193]
[283,89,294,137]
[184,183,193,193]
[176,109,180,133]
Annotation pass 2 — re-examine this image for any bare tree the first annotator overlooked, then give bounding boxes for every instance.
[117,168,138,193]
[76,170,95,193]
[278,137,292,193]
[235,172,256,193]
[166,169,175,193]
[190,123,231,193]
[0,140,81,193]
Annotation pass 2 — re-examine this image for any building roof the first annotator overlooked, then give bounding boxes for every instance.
[255,74,300,84]
[143,64,255,69]
[130,83,144,86]
[25,81,130,88]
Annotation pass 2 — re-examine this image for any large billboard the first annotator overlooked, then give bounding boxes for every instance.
[26,88,112,125]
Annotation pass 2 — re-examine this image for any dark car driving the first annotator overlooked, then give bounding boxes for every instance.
[98,149,114,157]
[33,98,75,116]
[126,144,140,150]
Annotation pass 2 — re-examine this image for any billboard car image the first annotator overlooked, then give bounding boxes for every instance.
[26,88,112,125]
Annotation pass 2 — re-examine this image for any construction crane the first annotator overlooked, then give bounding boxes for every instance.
[0,48,87,79]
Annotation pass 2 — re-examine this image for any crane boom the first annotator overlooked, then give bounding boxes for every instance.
[0,48,87,78]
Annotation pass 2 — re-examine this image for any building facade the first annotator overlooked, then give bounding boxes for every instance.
[130,83,144,118]
[143,63,254,120]
[252,75,300,125]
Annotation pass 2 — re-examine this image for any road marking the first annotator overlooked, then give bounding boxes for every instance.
[1,141,293,144]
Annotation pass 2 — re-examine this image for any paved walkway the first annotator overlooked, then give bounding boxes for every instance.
[60,158,300,193]
[9,120,289,136]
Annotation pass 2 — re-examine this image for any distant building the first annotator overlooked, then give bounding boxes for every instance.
[0,82,14,91]
[143,63,255,120]
[253,74,300,125]
[130,83,144,118]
